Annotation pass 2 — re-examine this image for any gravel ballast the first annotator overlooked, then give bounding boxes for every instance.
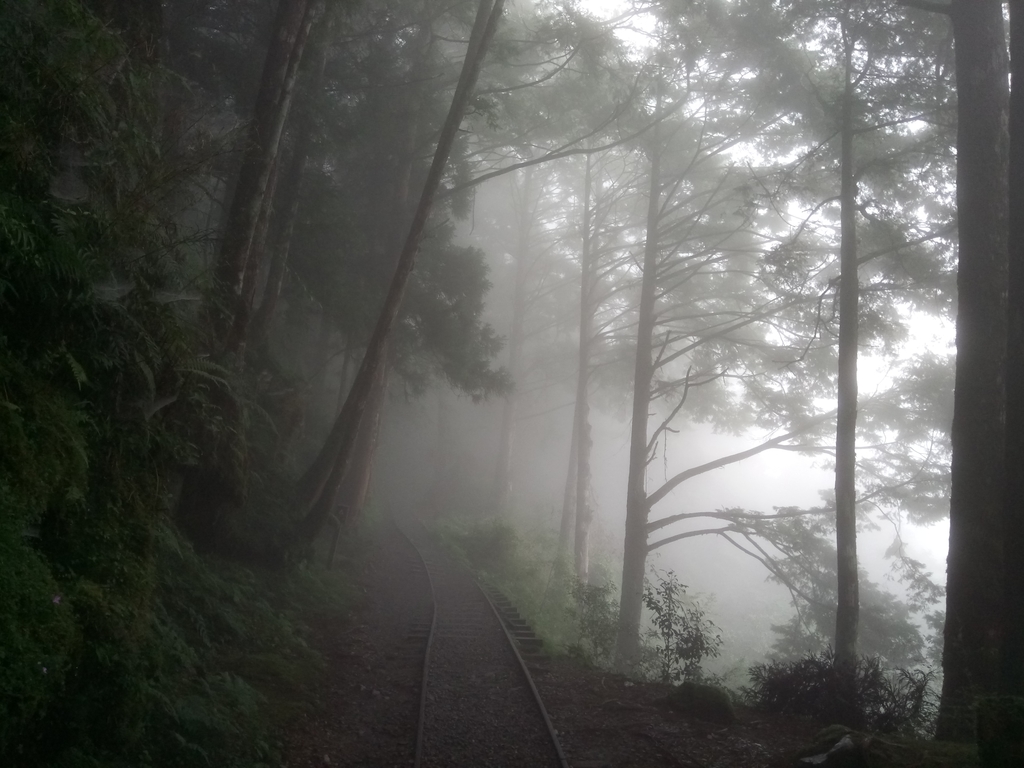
[399,516,564,768]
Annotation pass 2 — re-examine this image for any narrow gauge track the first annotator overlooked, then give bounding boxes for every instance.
[395,514,569,768]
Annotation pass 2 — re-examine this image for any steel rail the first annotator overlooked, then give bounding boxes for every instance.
[394,513,567,768]
[396,516,436,768]
[478,584,571,768]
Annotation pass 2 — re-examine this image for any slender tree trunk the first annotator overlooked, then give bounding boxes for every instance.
[228,156,280,352]
[250,16,333,350]
[248,150,294,350]
[491,167,535,514]
[336,342,353,416]
[491,394,517,513]
[338,363,390,519]
[614,145,662,671]
[574,157,596,583]
[297,350,387,543]
[427,390,453,520]
[557,410,578,562]
[322,16,424,527]
[1003,0,1024,699]
[309,312,333,403]
[294,15,429,513]
[834,33,860,669]
[290,0,506,547]
[937,0,1010,741]
[216,0,319,352]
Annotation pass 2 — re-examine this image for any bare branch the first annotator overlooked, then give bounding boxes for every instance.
[645,411,836,509]
[647,506,818,535]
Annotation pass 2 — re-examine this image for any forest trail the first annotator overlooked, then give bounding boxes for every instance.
[282,514,819,768]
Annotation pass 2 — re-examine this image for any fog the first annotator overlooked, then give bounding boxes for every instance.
[315,0,956,677]
[366,163,953,673]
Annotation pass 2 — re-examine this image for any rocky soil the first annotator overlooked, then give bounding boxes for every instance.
[535,658,819,767]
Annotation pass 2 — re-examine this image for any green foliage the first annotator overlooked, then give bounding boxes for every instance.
[0,2,349,764]
[638,569,723,684]
[438,517,522,574]
[750,509,935,668]
[0,502,78,754]
[434,515,617,661]
[977,696,1024,768]
[138,523,332,768]
[0,0,176,756]
[745,648,936,736]
[566,579,619,666]
[437,519,726,683]
[400,229,511,400]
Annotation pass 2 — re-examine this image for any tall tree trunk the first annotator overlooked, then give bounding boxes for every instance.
[614,145,662,671]
[294,17,428,512]
[937,0,1010,741]
[575,157,596,583]
[491,167,535,514]
[297,350,388,545]
[338,363,390,519]
[250,16,333,350]
[491,393,517,513]
[309,312,334,404]
[318,14,423,527]
[248,151,293,349]
[216,0,318,353]
[834,30,860,669]
[557,409,578,563]
[229,156,281,352]
[290,0,506,548]
[427,390,454,520]
[1001,0,1024,698]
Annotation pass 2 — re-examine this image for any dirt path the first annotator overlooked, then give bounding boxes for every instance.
[283,519,429,767]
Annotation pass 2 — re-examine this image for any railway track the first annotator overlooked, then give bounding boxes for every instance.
[395,513,569,768]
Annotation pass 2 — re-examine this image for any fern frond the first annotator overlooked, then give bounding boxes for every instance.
[63,348,88,387]
[175,356,230,388]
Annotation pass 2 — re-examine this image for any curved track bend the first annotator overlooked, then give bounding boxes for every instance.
[394,513,568,768]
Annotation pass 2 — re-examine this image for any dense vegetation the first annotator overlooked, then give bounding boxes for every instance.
[3,0,1024,763]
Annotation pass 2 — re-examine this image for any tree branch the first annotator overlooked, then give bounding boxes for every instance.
[645,411,836,509]
[647,506,818,535]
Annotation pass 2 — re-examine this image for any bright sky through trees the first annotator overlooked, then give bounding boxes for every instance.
[569,0,954,602]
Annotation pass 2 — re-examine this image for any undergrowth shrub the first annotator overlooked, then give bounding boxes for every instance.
[0,2,348,764]
[637,569,722,684]
[444,519,521,574]
[567,579,619,666]
[745,648,936,735]
[435,516,584,652]
[437,520,727,681]
[139,523,324,768]
[0,0,183,756]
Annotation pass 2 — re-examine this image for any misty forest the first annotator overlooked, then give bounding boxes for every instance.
[4,0,1024,766]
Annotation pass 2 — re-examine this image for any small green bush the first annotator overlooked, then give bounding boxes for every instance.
[745,648,935,735]
[451,519,521,573]
[638,569,722,684]
[567,579,619,666]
